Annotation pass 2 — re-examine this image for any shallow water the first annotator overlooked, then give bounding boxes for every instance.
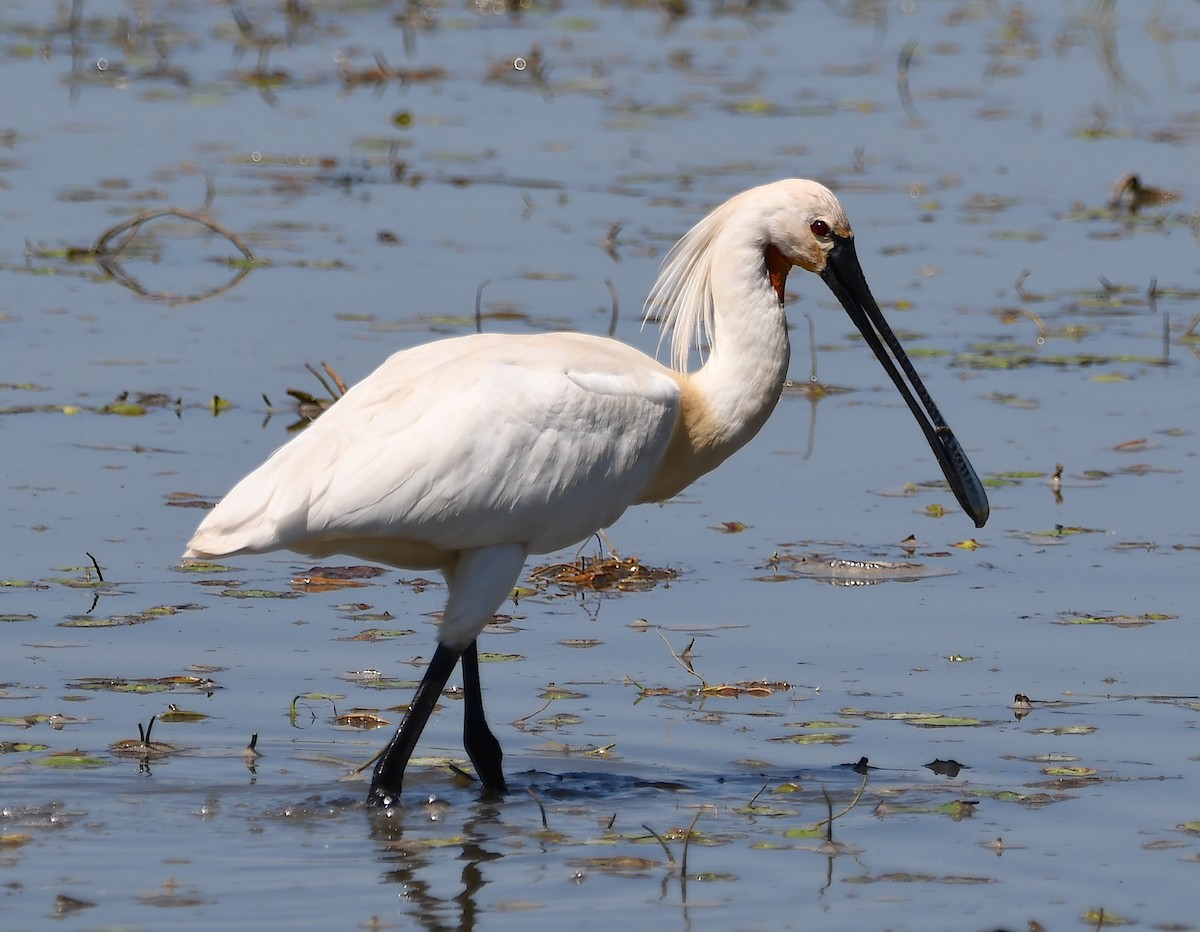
[3,2,1200,929]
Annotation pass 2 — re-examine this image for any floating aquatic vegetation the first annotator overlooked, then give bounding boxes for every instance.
[840,709,984,727]
[59,602,204,628]
[336,628,416,642]
[1055,611,1177,628]
[32,751,108,770]
[776,556,956,585]
[528,554,676,592]
[66,675,220,695]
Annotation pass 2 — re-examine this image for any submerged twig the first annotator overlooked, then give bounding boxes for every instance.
[303,362,347,400]
[527,787,550,829]
[85,551,104,583]
[510,697,554,727]
[93,206,254,262]
[745,778,771,809]
[680,808,703,880]
[812,770,870,838]
[475,279,491,333]
[346,745,386,779]
[648,825,676,868]
[642,823,677,867]
[897,39,921,125]
[90,206,256,304]
[604,223,622,263]
[605,278,619,337]
[657,631,705,687]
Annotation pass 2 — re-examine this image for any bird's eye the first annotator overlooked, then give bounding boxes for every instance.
[810,220,831,237]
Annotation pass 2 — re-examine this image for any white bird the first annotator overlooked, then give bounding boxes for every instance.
[185,179,989,807]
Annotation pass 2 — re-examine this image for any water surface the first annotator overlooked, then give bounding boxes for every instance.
[3,2,1200,929]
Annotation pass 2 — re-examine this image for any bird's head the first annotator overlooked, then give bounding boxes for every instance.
[760,179,990,530]
[758,179,853,279]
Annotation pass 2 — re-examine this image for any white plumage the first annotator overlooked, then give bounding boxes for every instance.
[185,179,988,806]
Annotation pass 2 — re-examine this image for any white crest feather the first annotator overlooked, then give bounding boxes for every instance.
[642,200,732,374]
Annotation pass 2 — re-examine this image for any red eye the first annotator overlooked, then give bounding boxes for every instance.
[810,220,831,237]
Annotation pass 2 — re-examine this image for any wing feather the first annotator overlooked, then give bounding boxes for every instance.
[186,332,680,565]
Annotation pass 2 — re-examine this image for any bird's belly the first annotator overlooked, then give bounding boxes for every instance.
[294,535,452,570]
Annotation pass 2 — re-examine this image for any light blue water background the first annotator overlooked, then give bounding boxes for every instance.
[3,2,1200,929]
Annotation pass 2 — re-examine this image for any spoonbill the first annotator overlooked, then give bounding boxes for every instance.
[185,179,989,807]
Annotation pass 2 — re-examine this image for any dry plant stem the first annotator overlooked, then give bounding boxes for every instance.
[324,363,348,396]
[605,278,619,337]
[805,313,819,382]
[448,764,474,782]
[897,39,921,124]
[680,808,702,879]
[746,778,770,809]
[304,362,343,401]
[510,697,554,727]
[526,787,550,830]
[813,771,870,836]
[642,824,677,867]
[346,744,387,779]
[85,551,104,583]
[90,206,256,304]
[92,207,254,262]
[656,631,705,688]
[475,279,491,333]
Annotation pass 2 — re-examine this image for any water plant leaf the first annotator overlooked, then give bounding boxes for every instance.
[336,628,416,641]
[0,742,50,753]
[782,558,955,582]
[34,750,108,769]
[217,588,301,600]
[840,709,982,726]
[568,855,660,875]
[1081,908,1135,927]
[780,826,825,840]
[333,710,391,729]
[538,686,585,700]
[844,871,994,885]
[60,603,204,627]
[1055,611,1176,628]
[875,800,979,819]
[351,677,423,691]
[769,732,850,745]
[67,675,218,695]
[157,705,209,723]
[99,401,147,416]
[173,560,230,573]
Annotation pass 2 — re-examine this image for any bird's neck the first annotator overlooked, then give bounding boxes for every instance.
[637,243,790,504]
[689,241,792,452]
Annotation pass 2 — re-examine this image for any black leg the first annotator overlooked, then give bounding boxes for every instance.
[368,642,461,807]
[461,640,508,795]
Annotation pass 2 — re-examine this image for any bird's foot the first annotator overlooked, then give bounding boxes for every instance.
[477,772,508,798]
[365,779,402,809]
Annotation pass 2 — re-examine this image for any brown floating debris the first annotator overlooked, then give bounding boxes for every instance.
[528,554,675,592]
[1108,172,1179,213]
